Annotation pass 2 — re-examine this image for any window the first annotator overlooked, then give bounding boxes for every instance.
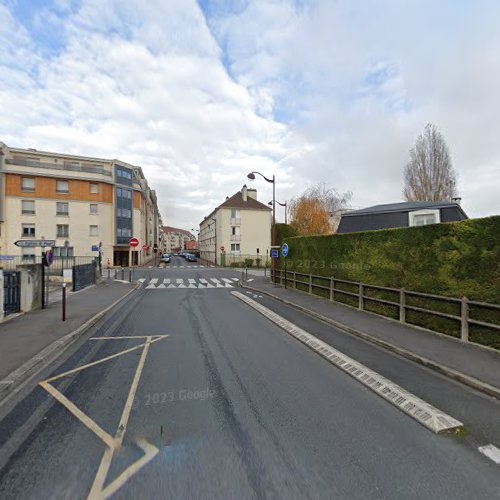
[89,225,99,236]
[231,208,240,218]
[409,209,440,227]
[53,246,74,257]
[56,202,69,216]
[57,224,69,237]
[22,224,35,237]
[231,226,240,235]
[90,183,99,194]
[22,247,35,261]
[21,177,35,192]
[413,214,436,226]
[56,180,69,193]
[230,244,240,252]
[21,200,35,215]
[90,204,98,215]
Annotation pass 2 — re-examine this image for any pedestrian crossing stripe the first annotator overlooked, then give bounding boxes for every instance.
[141,277,237,289]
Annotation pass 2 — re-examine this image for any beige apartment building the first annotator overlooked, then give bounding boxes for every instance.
[199,185,271,266]
[0,142,162,267]
[161,227,196,253]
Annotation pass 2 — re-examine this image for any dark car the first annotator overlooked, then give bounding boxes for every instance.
[185,253,197,262]
[160,253,171,264]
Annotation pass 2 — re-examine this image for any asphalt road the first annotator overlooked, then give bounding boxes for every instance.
[0,259,499,499]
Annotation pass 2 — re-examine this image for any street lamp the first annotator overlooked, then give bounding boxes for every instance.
[248,171,276,281]
[268,200,287,225]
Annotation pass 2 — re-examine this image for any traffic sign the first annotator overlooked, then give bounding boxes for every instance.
[45,250,54,266]
[271,249,279,258]
[282,243,289,257]
[14,239,55,248]
[91,245,99,252]
[129,237,139,248]
[142,244,148,251]
[220,246,225,251]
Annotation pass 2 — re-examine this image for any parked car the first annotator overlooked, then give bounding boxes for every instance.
[185,253,197,262]
[160,253,171,263]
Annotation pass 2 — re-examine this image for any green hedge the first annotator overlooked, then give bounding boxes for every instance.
[278,216,500,348]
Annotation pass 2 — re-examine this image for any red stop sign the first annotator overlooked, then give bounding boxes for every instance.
[220,245,225,251]
[129,237,139,247]
[142,244,148,251]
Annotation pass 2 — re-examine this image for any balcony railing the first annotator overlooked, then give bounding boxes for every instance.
[6,158,112,176]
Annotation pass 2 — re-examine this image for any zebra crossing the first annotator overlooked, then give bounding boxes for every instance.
[138,277,240,290]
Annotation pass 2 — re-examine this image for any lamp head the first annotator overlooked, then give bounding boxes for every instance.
[247,172,256,180]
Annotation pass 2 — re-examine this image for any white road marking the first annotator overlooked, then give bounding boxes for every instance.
[137,278,145,283]
[188,278,196,283]
[163,278,171,284]
[231,291,463,434]
[150,278,158,284]
[145,283,156,289]
[222,278,233,283]
[157,284,166,289]
[168,284,176,288]
[231,278,239,281]
[247,278,254,282]
[176,279,183,283]
[177,283,186,288]
[225,283,234,288]
[200,279,208,284]
[479,444,500,464]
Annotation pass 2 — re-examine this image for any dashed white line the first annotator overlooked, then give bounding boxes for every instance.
[479,444,500,464]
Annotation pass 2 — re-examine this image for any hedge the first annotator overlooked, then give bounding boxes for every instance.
[278,216,500,348]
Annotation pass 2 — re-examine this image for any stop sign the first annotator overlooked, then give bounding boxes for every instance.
[142,244,148,251]
[129,237,139,247]
[220,245,225,251]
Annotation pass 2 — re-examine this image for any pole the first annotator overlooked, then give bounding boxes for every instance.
[41,252,46,309]
[272,175,276,283]
[284,256,287,288]
[62,283,66,321]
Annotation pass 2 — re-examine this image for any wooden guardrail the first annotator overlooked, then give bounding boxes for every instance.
[272,269,500,344]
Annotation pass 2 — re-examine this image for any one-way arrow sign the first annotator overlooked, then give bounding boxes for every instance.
[14,239,56,248]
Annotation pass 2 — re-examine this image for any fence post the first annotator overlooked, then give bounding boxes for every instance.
[461,297,469,342]
[308,274,312,294]
[280,269,283,286]
[399,288,406,323]
[329,277,334,302]
[293,271,296,289]
[358,283,364,310]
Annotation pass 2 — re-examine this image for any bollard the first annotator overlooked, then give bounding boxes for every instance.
[129,269,132,282]
[121,268,124,280]
[107,268,110,279]
[62,283,67,322]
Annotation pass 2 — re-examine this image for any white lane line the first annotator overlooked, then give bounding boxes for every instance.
[231,291,463,434]
[479,444,500,464]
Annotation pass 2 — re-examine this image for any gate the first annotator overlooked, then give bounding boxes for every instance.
[4,271,21,315]
[72,262,97,291]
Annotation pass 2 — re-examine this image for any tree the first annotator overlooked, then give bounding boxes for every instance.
[403,124,458,201]
[289,183,352,236]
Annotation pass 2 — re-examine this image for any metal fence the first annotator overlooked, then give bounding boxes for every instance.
[223,254,271,268]
[0,256,97,276]
[273,269,500,347]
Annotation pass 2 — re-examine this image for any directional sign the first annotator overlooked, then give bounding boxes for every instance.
[129,237,139,248]
[282,243,289,257]
[14,239,55,248]
[271,249,279,258]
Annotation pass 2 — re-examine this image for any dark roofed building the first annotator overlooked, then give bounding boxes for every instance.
[337,200,468,234]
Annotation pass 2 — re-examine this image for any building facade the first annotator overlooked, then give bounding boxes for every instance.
[161,227,196,253]
[199,185,271,265]
[0,142,162,267]
[336,201,468,234]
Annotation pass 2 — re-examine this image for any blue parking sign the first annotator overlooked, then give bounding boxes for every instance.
[271,249,279,258]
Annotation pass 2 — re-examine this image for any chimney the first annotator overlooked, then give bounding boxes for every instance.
[451,197,462,205]
[242,184,248,202]
[247,188,257,200]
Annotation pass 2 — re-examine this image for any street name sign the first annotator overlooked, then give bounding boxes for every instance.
[14,239,55,248]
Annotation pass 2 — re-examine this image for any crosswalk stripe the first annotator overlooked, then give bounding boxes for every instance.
[157,284,166,289]
[200,279,208,284]
[163,278,171,284]
[176,279,183,284]
[150,278,158,284]
[188,279,196,283]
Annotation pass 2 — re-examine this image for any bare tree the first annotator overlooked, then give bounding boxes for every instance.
[403,124,458,201]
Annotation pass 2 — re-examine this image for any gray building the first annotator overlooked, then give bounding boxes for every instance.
[337,201,468,234]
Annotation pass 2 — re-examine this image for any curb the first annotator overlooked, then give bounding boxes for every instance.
[0,284,139,407]
[241,284,500,401]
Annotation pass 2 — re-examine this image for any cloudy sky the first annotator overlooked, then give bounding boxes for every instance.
[1,0,499,229]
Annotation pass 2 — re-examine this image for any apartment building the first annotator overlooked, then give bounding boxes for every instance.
[161,226,196,253]
[0,142,162,267]
[199,185,271,265]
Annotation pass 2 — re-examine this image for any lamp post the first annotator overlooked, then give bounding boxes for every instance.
[248,171,276,282]
[268,200,287,224]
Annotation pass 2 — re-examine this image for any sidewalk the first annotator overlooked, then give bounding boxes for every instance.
[243,277,500,397]
[0,280,135,381]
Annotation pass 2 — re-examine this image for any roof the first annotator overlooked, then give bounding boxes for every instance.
[217,190,271,211]
[342,201,467,217]
[162,226,194,238]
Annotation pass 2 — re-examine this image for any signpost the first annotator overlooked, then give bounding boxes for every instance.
[14,239,55,248]
[282,243,289,288]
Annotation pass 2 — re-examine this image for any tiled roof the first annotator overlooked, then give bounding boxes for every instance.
[217,191,271,211]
